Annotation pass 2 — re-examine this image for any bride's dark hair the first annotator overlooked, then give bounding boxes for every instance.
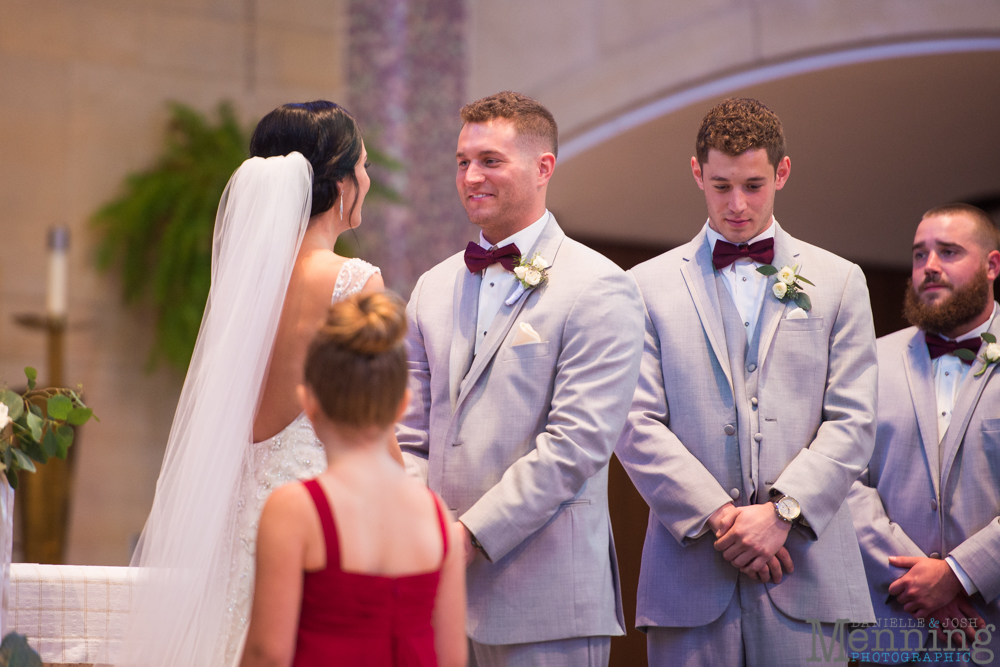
[249,101,363,219]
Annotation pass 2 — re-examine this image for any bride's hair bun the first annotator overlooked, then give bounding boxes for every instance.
[304,292,408,427]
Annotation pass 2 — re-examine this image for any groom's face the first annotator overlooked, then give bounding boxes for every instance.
[691,148,790,244]
[456,119,546,243]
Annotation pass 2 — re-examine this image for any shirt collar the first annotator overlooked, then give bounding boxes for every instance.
[947,302,998,342]
[479,209,550,256]
[704,217,776,254]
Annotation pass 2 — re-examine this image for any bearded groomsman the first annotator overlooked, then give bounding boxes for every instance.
[847,204,1000,662]
[396,91,644,666]
[616,97,877,666]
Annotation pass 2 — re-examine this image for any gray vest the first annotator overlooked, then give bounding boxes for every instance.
[715,273,764,504]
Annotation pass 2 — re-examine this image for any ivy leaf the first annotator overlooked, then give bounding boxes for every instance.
[983,333,997,344]
[794,275,815,287]
[11,448,36,474]
[24,367,37,391]
[28,403,43,418]
[3,447,10,471]
[41,428,59,460]
[954,348,978,361]
[21,440,46,464]
[6,469,18,490]
[1,390,24,422]
[67,408,93,426]
[793,292,812,311]
[757,265,778,276]
[25,411,43,442]
[55,425,74,458]
[47,394,73,421]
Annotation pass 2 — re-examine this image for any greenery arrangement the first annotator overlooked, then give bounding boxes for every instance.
[0,631,41,667]
[92,101,401,373]
[0,368,95,490]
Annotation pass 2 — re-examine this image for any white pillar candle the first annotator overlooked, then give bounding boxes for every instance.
[46,227,70,318]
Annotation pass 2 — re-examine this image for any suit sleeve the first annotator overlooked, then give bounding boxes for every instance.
[846,469,926,599]
[948,519,1000,604]
[614,283,735,545]
[458,271,645,562]
[771,263,878,538]
[396,273,431,483]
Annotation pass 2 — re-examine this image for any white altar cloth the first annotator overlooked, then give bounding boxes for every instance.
[7,563,135,665]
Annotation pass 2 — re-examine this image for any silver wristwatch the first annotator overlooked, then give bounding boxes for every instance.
[772,494,801,524]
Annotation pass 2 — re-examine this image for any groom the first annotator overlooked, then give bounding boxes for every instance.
[615,98,877,665]
[397,91,644,665]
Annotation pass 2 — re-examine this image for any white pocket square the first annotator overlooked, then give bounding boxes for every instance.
[786,307,809,320]
[511,322,543,347]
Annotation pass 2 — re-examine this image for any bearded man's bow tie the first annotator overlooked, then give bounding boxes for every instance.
[925,333,980,364]
[464,242,521,273]
[924,331,982,366]
[712,238,775,270]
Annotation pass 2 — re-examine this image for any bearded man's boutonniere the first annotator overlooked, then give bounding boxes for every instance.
[757,264,814,311]
[505,253,550,306]
[954,333,1000,377]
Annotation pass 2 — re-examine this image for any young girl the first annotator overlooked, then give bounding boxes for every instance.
[240,292,467,667]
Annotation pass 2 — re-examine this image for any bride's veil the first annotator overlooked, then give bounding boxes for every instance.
[121,152,313,665]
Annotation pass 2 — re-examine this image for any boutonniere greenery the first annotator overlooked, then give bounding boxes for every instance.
[506,253,550,306]
[757,264,814,311]
[954,333,1000,377]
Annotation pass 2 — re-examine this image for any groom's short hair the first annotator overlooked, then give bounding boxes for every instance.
[696,97,785,170]
[461,91,559,157]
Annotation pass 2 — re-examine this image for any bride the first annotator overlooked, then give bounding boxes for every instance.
[121,101,395,666]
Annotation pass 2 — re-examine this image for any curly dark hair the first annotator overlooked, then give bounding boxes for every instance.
[695,98,785,169]
[460,91,558,157]
[249,101,363,219]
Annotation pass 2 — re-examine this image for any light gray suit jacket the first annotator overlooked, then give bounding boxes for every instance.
[397,216,645,645]
[847,315,1000,627]
[617,222,877,629]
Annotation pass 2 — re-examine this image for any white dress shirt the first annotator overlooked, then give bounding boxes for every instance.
[474,210,549,354]
[932,302,996,595]
[704,218,777,342]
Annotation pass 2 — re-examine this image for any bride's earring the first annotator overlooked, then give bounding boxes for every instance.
[339,191,344,221]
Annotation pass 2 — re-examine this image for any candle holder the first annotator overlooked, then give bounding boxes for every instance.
[11,227,74,565]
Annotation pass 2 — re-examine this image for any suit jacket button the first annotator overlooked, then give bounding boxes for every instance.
[929,552,941,559]
[931,499,938,511]
[724,424,736,435]
[753,433,763,443]
[729,488,740,500]
[750,397,758,407]
[747,363,757,372]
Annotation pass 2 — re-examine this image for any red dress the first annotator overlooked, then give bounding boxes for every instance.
[292,479,447,666]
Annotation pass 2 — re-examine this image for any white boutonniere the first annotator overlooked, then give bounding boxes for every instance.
[505,253,550,306]
[757,263,814,311]
[954,333,1000,377]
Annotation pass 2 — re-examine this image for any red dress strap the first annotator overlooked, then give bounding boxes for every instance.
[429,490,448,565]
[303,479,340,571]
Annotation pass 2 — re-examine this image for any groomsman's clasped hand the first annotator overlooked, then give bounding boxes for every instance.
[709,502,793,584]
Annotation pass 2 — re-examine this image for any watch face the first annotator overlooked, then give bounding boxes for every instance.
[776,496,801,521]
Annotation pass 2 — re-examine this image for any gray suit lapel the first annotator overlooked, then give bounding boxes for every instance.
[680,231,733,392]
[903,331,942,498]
[940,311,1000,484]
[449,267,480,410]
[756,224,799,370]
[455,218,566,411]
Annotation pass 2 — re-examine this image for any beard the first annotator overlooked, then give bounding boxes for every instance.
[903,266,990,336]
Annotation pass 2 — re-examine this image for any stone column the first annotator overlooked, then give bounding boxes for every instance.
[347,0,469,296]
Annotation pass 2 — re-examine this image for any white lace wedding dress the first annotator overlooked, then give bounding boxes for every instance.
[223,257,381,665]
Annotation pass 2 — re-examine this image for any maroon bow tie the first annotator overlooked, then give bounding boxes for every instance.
[924,332,980,364]
[712,238,775,270]
[464,242,521,273]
